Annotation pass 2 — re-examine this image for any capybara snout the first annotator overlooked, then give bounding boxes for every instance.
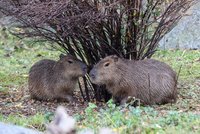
[89,55,177,105]
[89,68,97,80]
[89,55,119,85]
[80,62,88,75]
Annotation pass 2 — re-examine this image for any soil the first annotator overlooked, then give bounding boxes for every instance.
[0,85,90,116]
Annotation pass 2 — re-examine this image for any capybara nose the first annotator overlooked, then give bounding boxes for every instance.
[83,65,87,70]
[89,69,96,80]
[81,63,87,74]
[83,66,87,71]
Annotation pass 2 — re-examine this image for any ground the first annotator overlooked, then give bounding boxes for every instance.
[0,29,200,133]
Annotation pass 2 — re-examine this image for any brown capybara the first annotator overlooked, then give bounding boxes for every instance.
[28,54,87,102]
[89,55,177,105]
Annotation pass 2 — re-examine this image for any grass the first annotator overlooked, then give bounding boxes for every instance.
[76,101,200,134]
[153,50,200,80]
[0,28,200,133]
[0,113,46,130]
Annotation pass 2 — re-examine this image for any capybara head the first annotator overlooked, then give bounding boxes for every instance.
[58,54,87,77]
[89,55,120,85]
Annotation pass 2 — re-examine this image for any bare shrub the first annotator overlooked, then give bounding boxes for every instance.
[0,0,194,101]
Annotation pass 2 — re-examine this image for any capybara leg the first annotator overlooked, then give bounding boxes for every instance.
[120,97,128,105]
[65,95,75,103]
[112,96,120,105]
[120,96,142,106]
[56,94,74,103]
[160,96,177,105]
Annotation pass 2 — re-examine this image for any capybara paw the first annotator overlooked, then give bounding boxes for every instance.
[66,95,75,103]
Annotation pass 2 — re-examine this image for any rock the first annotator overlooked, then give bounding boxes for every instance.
[0,122,42,134]
[159,1,200,49]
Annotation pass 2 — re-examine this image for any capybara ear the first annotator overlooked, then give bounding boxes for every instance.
[59,54,65,59]
[111,55,119,62]
[66,54,75,60]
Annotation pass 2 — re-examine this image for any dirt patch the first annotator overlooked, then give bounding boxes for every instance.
[0,85,90,116]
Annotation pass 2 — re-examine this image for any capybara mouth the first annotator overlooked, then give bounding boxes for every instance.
[89,75,96,81]
[89,68,97,81]
[81,63,87,75]
[89,72,96,81]
[82,68,88,75]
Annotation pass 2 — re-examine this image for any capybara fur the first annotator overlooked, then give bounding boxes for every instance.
[28,54,87,102]
[89,55,177,105]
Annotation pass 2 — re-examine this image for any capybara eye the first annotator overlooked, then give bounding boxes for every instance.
[104,62,110,67]
[68,60,73,64]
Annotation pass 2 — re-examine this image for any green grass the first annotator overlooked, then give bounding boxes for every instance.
[76,101,200,134]
[0,113,47,130]
[153,50,200,80]
[0,28,200,133]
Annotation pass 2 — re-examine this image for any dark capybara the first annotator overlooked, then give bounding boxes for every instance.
[28,54,87,102]
[89,55,177,105]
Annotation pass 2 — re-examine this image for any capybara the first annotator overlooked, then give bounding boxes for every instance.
[28,54,87,102]
[89,55,177,105]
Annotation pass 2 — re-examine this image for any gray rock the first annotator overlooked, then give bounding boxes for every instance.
[159,1,200,49]
[0,122,42,134]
